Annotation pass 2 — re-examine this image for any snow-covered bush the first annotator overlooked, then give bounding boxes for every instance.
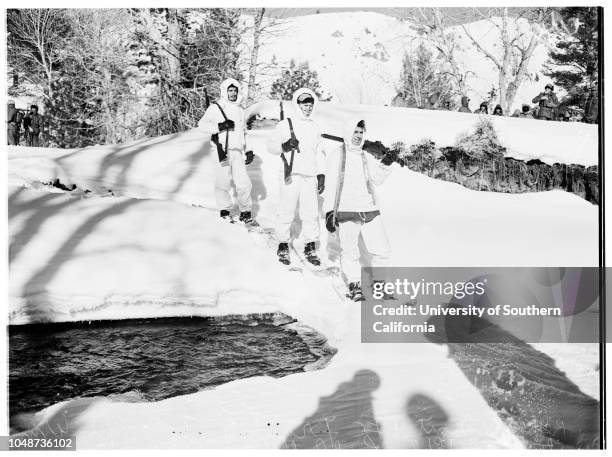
[455,117,506,159]
[408,138,438,160]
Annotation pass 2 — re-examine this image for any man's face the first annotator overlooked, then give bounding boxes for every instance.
[297,95,314,117]
[352,126,365,146]
[227,86,238,102]
[545,87,552,94]
[31,107,37,114]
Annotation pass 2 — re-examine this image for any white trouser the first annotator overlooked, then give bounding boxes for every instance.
[214,148,252,212]
[338,215,391,284]
[276,173,320,243]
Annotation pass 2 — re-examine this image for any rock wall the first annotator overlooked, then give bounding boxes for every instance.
[361,139,599,205]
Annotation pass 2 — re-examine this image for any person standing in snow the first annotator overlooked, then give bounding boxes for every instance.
[492,104,503,116]
[532,84,559,121]
[474,102,488,114]
[323,118,394,302]
[422,93,438,110]
[23,104,43,147]
[583,85,599,124]
[457,96,471,113]
[198,78,256,224]
[7,100,20,146]
[517,104,534,119]
[270,88,325,266]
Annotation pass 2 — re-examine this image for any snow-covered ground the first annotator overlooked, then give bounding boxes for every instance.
[252,11,557,111]
[7,101,599,448]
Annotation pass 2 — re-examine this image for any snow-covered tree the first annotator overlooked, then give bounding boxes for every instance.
[269,60,329,101]
[544,7,599,115]
[8,9,137,147]
[459,7,546,113]
[398,42,455,109]
[402,8,472,98]
[129,8,244,136]
[7,9,71,101]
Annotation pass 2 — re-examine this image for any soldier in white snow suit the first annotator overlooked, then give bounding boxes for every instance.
[198,78,256,224]
[269,88,326,266]
[323,118,394,301]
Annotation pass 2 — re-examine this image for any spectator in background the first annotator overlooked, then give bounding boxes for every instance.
[583,84,599,124]
[557,110,571,122]
[7,100,20,145]
[422,93,438,110]
[474,101,488,114]
[532,84,559,120]
[23,104,43,147]
[457,96,471,113]
[492,104,503,116]
[518,105,534,119]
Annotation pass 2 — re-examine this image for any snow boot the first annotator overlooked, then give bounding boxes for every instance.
[304,241,321,266]
[348,282,365,302]
[220,209,234,222]
[277,242,290,265]
[239,210,258,226]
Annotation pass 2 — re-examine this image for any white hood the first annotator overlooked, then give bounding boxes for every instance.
[291,87,318,120]
[343,117,366,150]
[219,78,243,105]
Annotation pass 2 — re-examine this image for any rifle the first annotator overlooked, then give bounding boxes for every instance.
[321,133,388,161]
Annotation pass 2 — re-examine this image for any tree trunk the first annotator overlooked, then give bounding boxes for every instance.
[505,35,539,112]
[247,8,265,104]
[165,9,181,82]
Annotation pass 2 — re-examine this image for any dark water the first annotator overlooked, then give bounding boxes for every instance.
[9,314,328,427]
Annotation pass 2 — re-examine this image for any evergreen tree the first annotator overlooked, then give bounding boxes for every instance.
[544,7,599,114]
[545,7,599,89]
[269,60,329,101]
[184,8,242,97]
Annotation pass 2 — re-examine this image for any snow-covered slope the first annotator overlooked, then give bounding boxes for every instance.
[7,101,599,448]
[8,135,597,325]
[254,12,556,111]
[9,102,598,323]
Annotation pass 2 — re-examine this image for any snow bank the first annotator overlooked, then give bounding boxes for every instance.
[251,101,598,167]
[8,101,599,448]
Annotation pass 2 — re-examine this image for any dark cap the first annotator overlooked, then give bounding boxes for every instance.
[297,94,315,104]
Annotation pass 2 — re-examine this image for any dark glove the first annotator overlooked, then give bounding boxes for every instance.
[245,150,255,165]
[317,174,325,194]
[281,137,299,152]
[325,211,338,233]
[362,140,386,159]
[381,149,398,166]
[218,119,235,132]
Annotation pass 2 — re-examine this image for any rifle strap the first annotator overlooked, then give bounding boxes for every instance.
[212,101,229,162]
